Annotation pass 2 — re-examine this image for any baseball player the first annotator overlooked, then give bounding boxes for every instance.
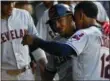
[36,3,74,81]
[22,2,110,80]
[35,1,109,81]
[1,1,43,80]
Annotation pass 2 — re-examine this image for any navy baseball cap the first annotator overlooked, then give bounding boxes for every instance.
[46,4,73,24]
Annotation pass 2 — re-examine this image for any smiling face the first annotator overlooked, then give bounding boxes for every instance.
[55,15,74,37]
[1,1,15,18]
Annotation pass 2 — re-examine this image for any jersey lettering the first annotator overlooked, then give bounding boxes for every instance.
[20,29,24,38]
[100,34,110,79]
[15,29,20,38]
[1,33,7,43]
[1,29,28,44]
[72,33,84,40]
[100,54,110,79]
[10,30,15,39]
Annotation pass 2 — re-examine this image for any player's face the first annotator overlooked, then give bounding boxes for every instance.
[73,10,84,29]
[56,15,73,37]
[1,1,15,17]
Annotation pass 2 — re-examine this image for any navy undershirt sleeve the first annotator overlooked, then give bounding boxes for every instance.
[34,38,77,56]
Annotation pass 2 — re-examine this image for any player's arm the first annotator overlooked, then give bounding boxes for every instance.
[22,34,77,56]
[22,30,88,57]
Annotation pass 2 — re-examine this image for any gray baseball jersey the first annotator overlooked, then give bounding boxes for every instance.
[46,36,73,81]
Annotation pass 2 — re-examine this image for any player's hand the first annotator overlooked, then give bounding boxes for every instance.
[22,34,34,45]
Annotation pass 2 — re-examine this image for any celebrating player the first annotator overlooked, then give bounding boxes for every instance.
[22,1,110,80]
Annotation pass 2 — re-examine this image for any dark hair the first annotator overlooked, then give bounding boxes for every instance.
[75,1,98,18]
[1,1,15,5]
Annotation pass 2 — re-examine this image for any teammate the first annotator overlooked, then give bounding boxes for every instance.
[1,1,39,80]
[22,2,110,80]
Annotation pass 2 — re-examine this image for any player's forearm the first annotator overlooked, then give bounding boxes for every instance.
[33,37,77,56]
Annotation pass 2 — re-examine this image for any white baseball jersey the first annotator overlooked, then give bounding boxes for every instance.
[66,26,110,80]
[94,1,109,22]
[36,9,55,41]
[1,8,38,70]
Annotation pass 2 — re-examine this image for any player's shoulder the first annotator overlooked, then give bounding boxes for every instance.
[73,25,102,37]
[85,25,102,35]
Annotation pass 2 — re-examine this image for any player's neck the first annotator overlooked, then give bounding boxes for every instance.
[85,19,98,28]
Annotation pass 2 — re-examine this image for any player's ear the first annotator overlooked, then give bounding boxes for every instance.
[79,11,84,21]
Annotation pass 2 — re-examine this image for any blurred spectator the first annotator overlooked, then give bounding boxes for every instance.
[15,1,33,15]
[35,1,57,24]
[100,1,110,19]
[94,1,109,22]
